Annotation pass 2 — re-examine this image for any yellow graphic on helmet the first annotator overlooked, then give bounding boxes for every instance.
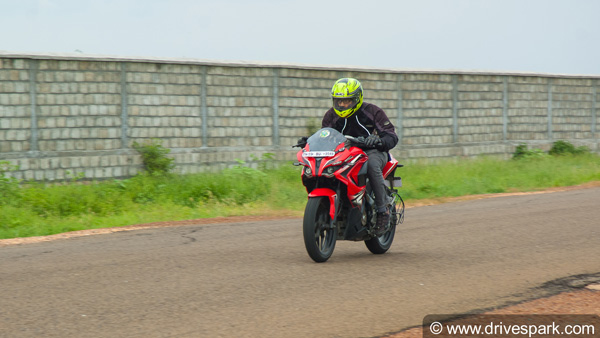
[331,78,363,118]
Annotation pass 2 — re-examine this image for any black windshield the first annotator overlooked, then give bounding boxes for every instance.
[306,128,346,152]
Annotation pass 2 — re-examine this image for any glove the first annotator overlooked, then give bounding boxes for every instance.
[295,136,308,148]
[364,134,382,149]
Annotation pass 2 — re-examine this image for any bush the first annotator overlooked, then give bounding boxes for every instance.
[223,162,270,204]
[512,144,548,160]
[512,141,592,160]
[132,139,175,175]
[0,161,21,206]
[549,140,590,156]
[20,181,129,218]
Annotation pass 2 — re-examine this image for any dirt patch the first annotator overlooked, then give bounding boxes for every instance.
[385,288,600,338]
[385,272,600,337]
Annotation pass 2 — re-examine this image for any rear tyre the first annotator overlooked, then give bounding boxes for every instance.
[303,197,337,262]
[365,223,395,254]
[364,200,397,255]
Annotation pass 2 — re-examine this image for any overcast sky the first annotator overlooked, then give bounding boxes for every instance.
[1,0,599,75]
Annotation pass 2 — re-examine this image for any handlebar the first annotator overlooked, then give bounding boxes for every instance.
[344,135,382,149]
[344,135,365,145]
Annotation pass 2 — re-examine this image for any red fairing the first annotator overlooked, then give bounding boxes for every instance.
[335,147,367,206]
[297,128,399,220]
[298,142,368,207]
[307,188,337,220]
[382,153,399,179]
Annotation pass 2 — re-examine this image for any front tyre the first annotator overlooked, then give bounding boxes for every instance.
[303,197,337,262]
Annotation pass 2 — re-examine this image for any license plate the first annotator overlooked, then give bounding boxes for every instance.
[302,151,335,158]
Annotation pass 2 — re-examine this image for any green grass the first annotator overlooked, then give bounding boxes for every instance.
[1,154,599,239]
[401,154,600,200]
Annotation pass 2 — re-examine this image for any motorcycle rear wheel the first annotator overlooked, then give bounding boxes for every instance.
[303,197,337,263]
[365,223,395,254]
[364,202,397,254]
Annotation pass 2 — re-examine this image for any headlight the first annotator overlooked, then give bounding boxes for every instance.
[303,167,312,177]
[323,165,342,177]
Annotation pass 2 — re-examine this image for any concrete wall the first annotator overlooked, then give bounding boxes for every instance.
[0,51,598,181]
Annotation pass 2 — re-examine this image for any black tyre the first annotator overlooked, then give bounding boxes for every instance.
[364,202,397,255]
[303,197,337,262]
[365,223,395,254]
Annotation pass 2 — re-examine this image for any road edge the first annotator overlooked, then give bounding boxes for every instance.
[2,181,600,247]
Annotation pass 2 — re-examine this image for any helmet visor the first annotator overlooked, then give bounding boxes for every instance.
[333,97,358,112]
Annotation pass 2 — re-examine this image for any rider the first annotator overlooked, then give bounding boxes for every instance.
[301,78,398,235]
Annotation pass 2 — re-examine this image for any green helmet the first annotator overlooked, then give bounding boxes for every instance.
[331,78,363,118]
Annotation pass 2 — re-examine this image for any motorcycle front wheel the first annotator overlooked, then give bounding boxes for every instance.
[303,197,337,263]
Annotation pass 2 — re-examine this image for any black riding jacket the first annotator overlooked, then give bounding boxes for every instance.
[321,102,398,152]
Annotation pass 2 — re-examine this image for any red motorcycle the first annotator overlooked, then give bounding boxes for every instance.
[294,128,404,262]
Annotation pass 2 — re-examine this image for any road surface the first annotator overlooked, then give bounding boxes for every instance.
[1,187,599,337]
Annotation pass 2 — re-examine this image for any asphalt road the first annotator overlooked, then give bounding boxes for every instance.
[1,187,599,338]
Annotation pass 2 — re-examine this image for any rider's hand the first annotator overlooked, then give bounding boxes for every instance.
[294,136,308,148]
[364,134,382,149]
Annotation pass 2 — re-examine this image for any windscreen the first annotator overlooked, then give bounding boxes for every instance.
[306,128,346,152]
